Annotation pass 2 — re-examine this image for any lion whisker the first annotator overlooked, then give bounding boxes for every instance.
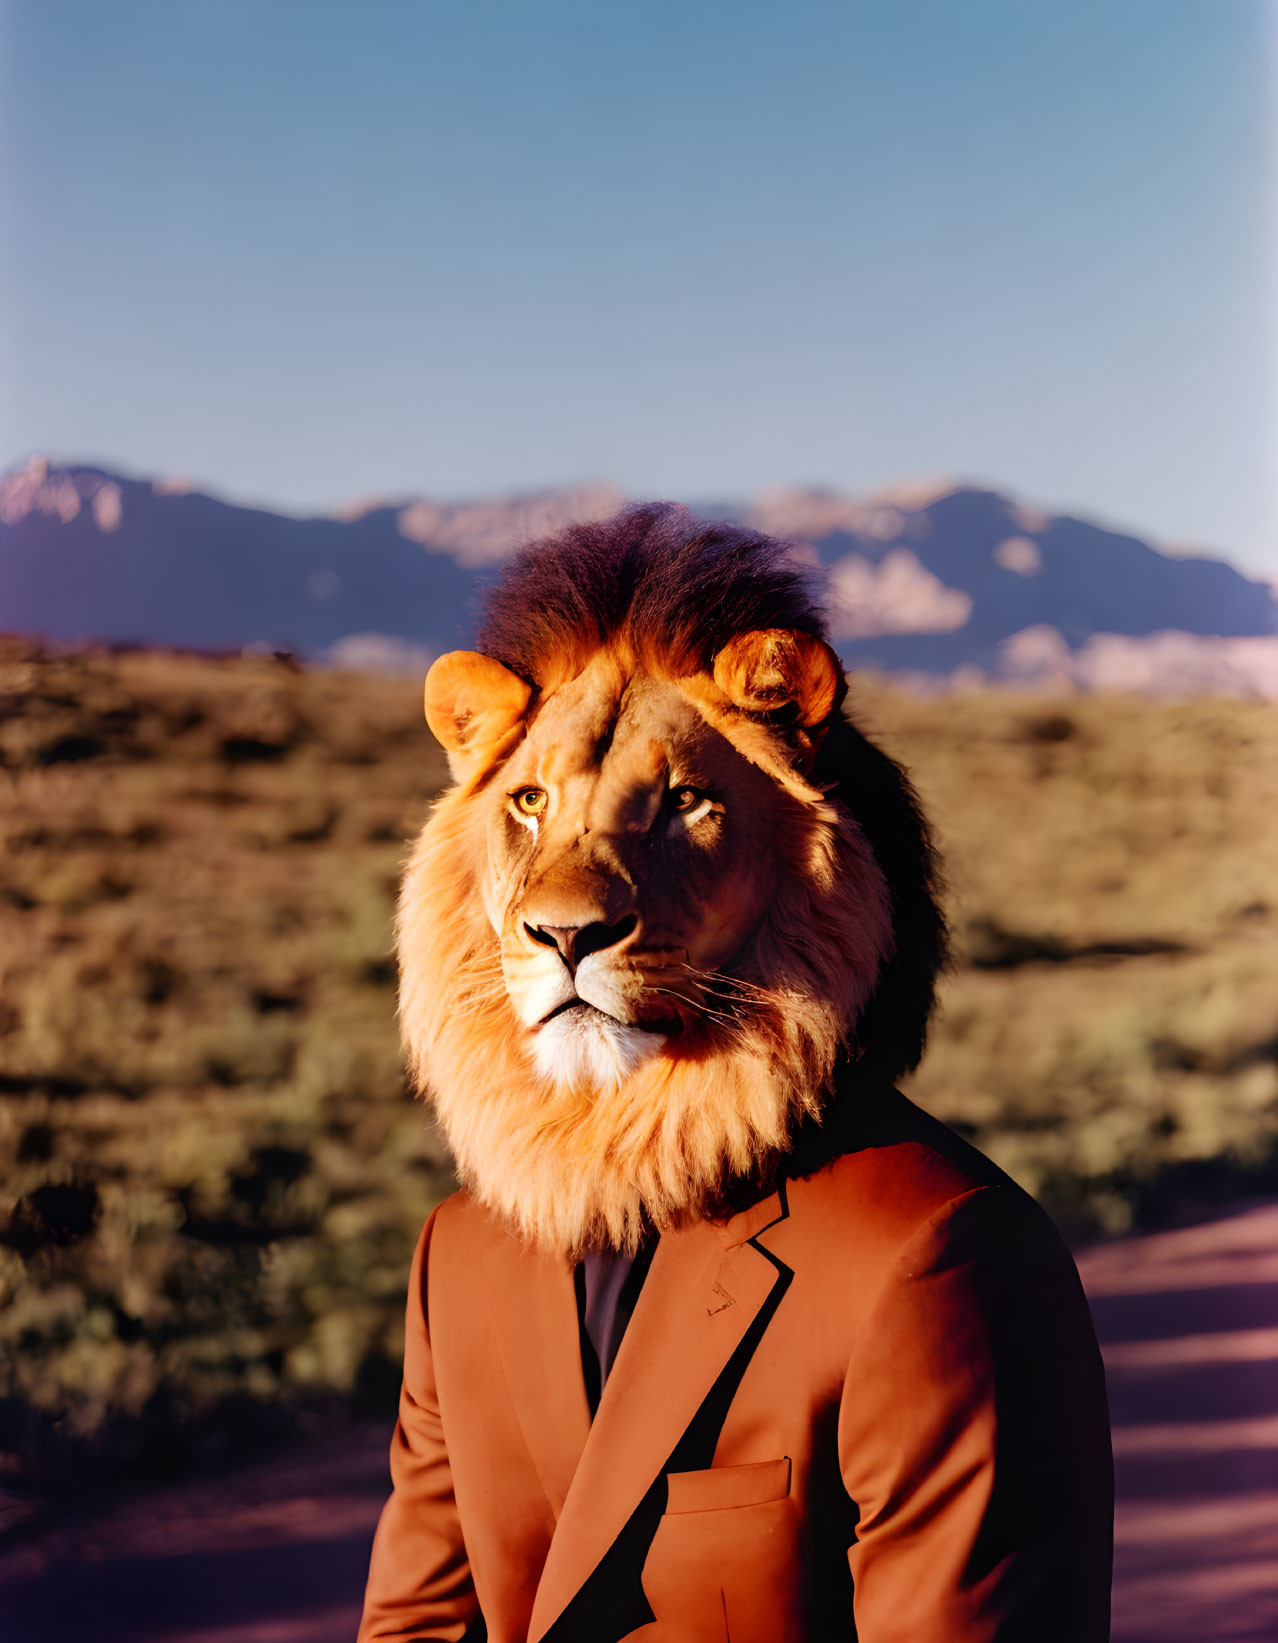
[676,966,771,1005]
[648,986,748,1029]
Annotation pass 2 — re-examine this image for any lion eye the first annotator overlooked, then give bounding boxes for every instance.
[671,786,703,812]
[512,787,548,817]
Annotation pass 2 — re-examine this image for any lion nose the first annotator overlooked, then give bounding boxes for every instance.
[525,914,638,974]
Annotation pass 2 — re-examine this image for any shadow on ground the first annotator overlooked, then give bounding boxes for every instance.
[1079,1202,1278,1643]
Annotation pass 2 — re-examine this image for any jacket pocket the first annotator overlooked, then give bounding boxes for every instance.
[663,1455,791,1515]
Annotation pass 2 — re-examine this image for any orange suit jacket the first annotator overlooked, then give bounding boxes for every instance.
[358,1088,1113,1642]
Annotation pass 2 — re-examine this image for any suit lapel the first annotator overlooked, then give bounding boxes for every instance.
[528,1190,791,1643]
[487,1236,592,1523]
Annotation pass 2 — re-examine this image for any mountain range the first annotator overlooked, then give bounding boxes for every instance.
[3,457,1275,694]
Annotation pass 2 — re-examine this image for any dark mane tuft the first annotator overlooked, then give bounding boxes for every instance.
[815,720,950,1079]
[477,502,823,683]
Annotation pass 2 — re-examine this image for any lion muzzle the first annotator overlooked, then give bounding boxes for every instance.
[524,913,639,977]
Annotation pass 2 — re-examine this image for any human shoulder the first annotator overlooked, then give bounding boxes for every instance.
[423,1186,563,1297]
[425,1185,523,1260]
[780,1082,1063,1282]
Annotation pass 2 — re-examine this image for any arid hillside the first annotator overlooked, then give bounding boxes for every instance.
[1,641,1275,1479]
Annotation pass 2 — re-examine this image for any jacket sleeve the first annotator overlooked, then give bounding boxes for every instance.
[838,1184,1113,1643]
[358,1208,482,1643]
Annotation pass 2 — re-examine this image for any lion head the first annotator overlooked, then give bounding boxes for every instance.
[397,504,946,1257]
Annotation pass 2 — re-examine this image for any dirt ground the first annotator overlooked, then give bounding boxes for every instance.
[3,1202,1276,1643]
[1080,1202,1278,1643]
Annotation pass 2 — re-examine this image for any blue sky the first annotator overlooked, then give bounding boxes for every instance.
[2,0,1273,569]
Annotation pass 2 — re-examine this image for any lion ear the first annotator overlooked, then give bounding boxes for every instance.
[711,629,845,729]
[424,651,532,778]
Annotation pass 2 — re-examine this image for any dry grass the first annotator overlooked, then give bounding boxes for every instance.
[1,641,1275,1480]
[862,685,1278,1231]
[0,642,452,1476]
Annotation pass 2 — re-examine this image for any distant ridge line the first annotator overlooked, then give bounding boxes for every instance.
[2,457,1275,695]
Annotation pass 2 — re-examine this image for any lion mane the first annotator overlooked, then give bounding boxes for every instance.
[397,504,947,1257]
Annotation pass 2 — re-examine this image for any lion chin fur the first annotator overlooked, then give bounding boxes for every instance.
[530,1008,668,1090]
[396,765,892,1260]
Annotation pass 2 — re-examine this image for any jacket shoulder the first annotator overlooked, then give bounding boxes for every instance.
[429,1185,520,1258]
[782,1083,1060,1273]
[426,1186,561,1295]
